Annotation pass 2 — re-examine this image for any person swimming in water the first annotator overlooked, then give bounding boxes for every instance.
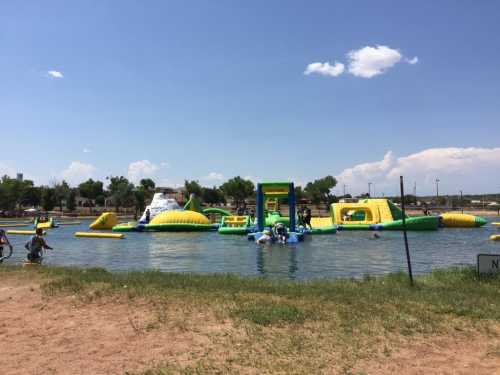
[256,229,274,244]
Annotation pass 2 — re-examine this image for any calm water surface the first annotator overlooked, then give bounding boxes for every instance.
[5,218,500,280]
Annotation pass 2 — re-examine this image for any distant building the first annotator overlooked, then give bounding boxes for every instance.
[16,173,23,181]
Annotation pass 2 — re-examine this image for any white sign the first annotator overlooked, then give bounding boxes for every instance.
[477,254,500,275]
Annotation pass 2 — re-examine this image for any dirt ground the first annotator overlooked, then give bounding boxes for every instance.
[1,274,499,375]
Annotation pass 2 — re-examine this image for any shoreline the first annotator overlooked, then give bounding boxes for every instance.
[1,265,499,374]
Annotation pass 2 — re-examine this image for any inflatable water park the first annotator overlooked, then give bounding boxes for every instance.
[82,181,490,244]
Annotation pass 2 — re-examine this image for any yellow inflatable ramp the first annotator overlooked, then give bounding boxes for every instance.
[89,212,118,230]
[310,217,334,228]
[75,231,124,239]
[492,222,500,226]
[0,223,30,228]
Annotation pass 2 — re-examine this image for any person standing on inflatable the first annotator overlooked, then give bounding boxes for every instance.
[25,228,52,263]
[303,207,312,230]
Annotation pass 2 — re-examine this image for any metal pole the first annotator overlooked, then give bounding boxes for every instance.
[460,190,463,214]
[436,179,440,199]
[368,182,372,197]
[400,176,414,286]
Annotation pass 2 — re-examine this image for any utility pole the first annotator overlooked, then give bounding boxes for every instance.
[435,179,440,200]
[343,184,346,197]
[368,182,372,197]
[413,181,417,197]
[460,190,463,214]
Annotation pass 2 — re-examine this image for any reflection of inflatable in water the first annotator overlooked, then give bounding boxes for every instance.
[440,213,487,228]
[113,194,217,232]
[332,199,439,231]
[139,193,181,223]
[89,212,118,230]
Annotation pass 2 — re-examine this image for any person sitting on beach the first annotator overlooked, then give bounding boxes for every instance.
[274,222,288,244]
[256,229,274,244]
[303,207,312,229]
[25,228,52,263]
[0,229,13,263]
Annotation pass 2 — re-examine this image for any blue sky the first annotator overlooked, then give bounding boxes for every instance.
[1,0,499,195]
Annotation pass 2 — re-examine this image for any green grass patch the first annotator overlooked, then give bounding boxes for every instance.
[232,300,310,326]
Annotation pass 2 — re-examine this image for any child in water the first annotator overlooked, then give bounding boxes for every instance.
[0,229,13,263]
[25,228,53,263]
[274,222,288,244]
[256,229,274,244]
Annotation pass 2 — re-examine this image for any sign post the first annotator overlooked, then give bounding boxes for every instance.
[477,254,500,276]
[400,176,414,286]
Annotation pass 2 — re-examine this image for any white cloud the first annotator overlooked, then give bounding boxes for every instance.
[83,148,91,153]
[347,45,402,78]
[304,61,345,77]
[61,161,96,186]
[336,147,500,196]
[47,70,63,79]
[407,56,419,65]
[127,160,169,184]
[0,161,16,177]
[203,172,225,182]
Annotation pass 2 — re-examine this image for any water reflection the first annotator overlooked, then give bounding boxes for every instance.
[256,245,299,279]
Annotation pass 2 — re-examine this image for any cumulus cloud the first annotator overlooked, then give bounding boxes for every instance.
[47,70,63,79]
[304,62,345,77]
[407,56,419,65]
[204,172,225,181]
[347,45,403,78]
[127,160,169,183]
[336,147,500,196]
[61,161,96,185]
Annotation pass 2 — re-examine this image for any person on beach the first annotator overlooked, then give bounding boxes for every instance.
[25,228,52,262]
[0,229,13,263]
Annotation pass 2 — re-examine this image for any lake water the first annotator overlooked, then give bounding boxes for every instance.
[4,218,500,280]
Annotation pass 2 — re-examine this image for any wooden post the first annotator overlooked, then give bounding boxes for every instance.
[400,176,414,286]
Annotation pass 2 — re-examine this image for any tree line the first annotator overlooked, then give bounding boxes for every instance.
[0,174,339,213]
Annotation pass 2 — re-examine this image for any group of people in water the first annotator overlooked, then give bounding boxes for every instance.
[255,207,313,245]
[0,227,52,264]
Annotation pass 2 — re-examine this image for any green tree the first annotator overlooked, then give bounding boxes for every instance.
[66,189,77,211]
[0,175,36,210]
[140,178,156,191]
[304,176,337,205]
[220,176,255,206]
[41,187,57,212]
[134,188,146,216]
[95,195,106,207]
[295,186,306,201]
[184,180,203,199]
[107,176,135,210]
[78,179,104,200]
[20,185,41,208]
[53,180,70,211]
[202,186,226,205]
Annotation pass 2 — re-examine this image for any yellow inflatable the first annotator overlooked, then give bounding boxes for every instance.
[75,232,124,239]
[490,235,500,241]
[150,210,210,225]
[440,213,487,228]
[90,212,118,230]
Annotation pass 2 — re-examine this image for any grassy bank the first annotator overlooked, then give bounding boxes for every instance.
[2,266,500,373]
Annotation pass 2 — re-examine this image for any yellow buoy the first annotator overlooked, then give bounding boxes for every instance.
[491,235,500,241]
[75,231,124,239]
[6,230,46,235]
[0,223,30,228]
